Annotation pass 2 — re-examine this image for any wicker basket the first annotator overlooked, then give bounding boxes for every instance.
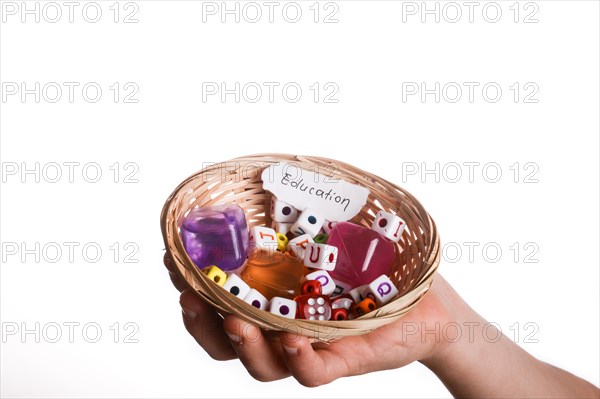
[161,154,440,340]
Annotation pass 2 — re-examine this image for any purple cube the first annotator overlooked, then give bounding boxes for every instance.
[180,204,249,271]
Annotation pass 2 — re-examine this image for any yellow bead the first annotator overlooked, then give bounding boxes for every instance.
[276,232,288,252]
[201,265,227,286]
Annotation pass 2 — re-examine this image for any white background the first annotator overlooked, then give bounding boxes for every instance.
[1,1,599,397]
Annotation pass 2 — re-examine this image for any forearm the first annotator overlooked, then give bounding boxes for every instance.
[420,283,599,398]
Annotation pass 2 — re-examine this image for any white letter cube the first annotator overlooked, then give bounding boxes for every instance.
[271,221,293,235]
[348,284,369,303]
[372,210,406,242]
[322,220,338,234]
[243,288,268,310]
[304,270,336,296]
[222,273,251,300]
[287,234,314,259]
[269,296,297,319]
[303,243,338,271]
[332,279,353,297]
[291,208,324,237]
[332,297,354,310]
[249,226,278,252]
[270,197,298,223]
[366,274,399,306]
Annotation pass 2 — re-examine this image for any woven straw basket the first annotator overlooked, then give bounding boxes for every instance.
[161,154,441,341]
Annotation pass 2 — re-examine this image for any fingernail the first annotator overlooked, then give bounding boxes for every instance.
[226,332,242,343]
[181,307,197,321]
[283,345,299,356]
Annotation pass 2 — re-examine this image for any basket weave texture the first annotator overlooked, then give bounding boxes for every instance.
[161,154,440,340]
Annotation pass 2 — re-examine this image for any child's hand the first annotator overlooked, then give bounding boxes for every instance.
[163,253,456,386]
[164,254,599,397]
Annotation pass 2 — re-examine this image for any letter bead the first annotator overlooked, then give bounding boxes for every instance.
[303,243,338,271]
[270,197,299,223]
[271,221,293,235]
[287,234,314,259]
[201,265,227,287]
[348,284,369,303]
[222,273,251,299]
[371,210,406,243]
[366,274,399,306]
[332,296,354,310]
[322,220,338,234]
[291,208,325,237]
[249,226,278,252]
[243,288,269,310]
[269,297,297,319]
[304,270,336,296]
[332,279,353,297]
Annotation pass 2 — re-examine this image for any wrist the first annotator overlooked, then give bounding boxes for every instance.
[416,277,483,369]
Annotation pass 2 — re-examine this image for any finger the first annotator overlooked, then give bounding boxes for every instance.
[279,332,353,387]
[163,252,176,272]
[164,253,188,292]
[222,316,291,382]
[179,289,237,361]
[169,271,189,292]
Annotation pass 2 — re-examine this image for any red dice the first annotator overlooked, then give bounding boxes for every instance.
[294,294,332,320]
[331,308,348,321]
[300,279,322,295]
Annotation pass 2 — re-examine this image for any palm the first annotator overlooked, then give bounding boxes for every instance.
[296,276,454,382]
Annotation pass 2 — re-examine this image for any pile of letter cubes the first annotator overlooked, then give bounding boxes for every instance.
[197,196,406,321]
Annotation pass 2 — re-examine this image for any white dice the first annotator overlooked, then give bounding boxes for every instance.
[291,208,324,237]
[322,220,338,234]
[270,197,298,223]
[371,210,406,243]
[366,274,399,306]
[304,270,336,296]
[303,243,338,271]
[287,234,314,259]
[271,221,293,235]
[243,288,269,310]
[268,296,297,319]
[348,284,369,303]
[249,226,278,252]
[222,273,251,300]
